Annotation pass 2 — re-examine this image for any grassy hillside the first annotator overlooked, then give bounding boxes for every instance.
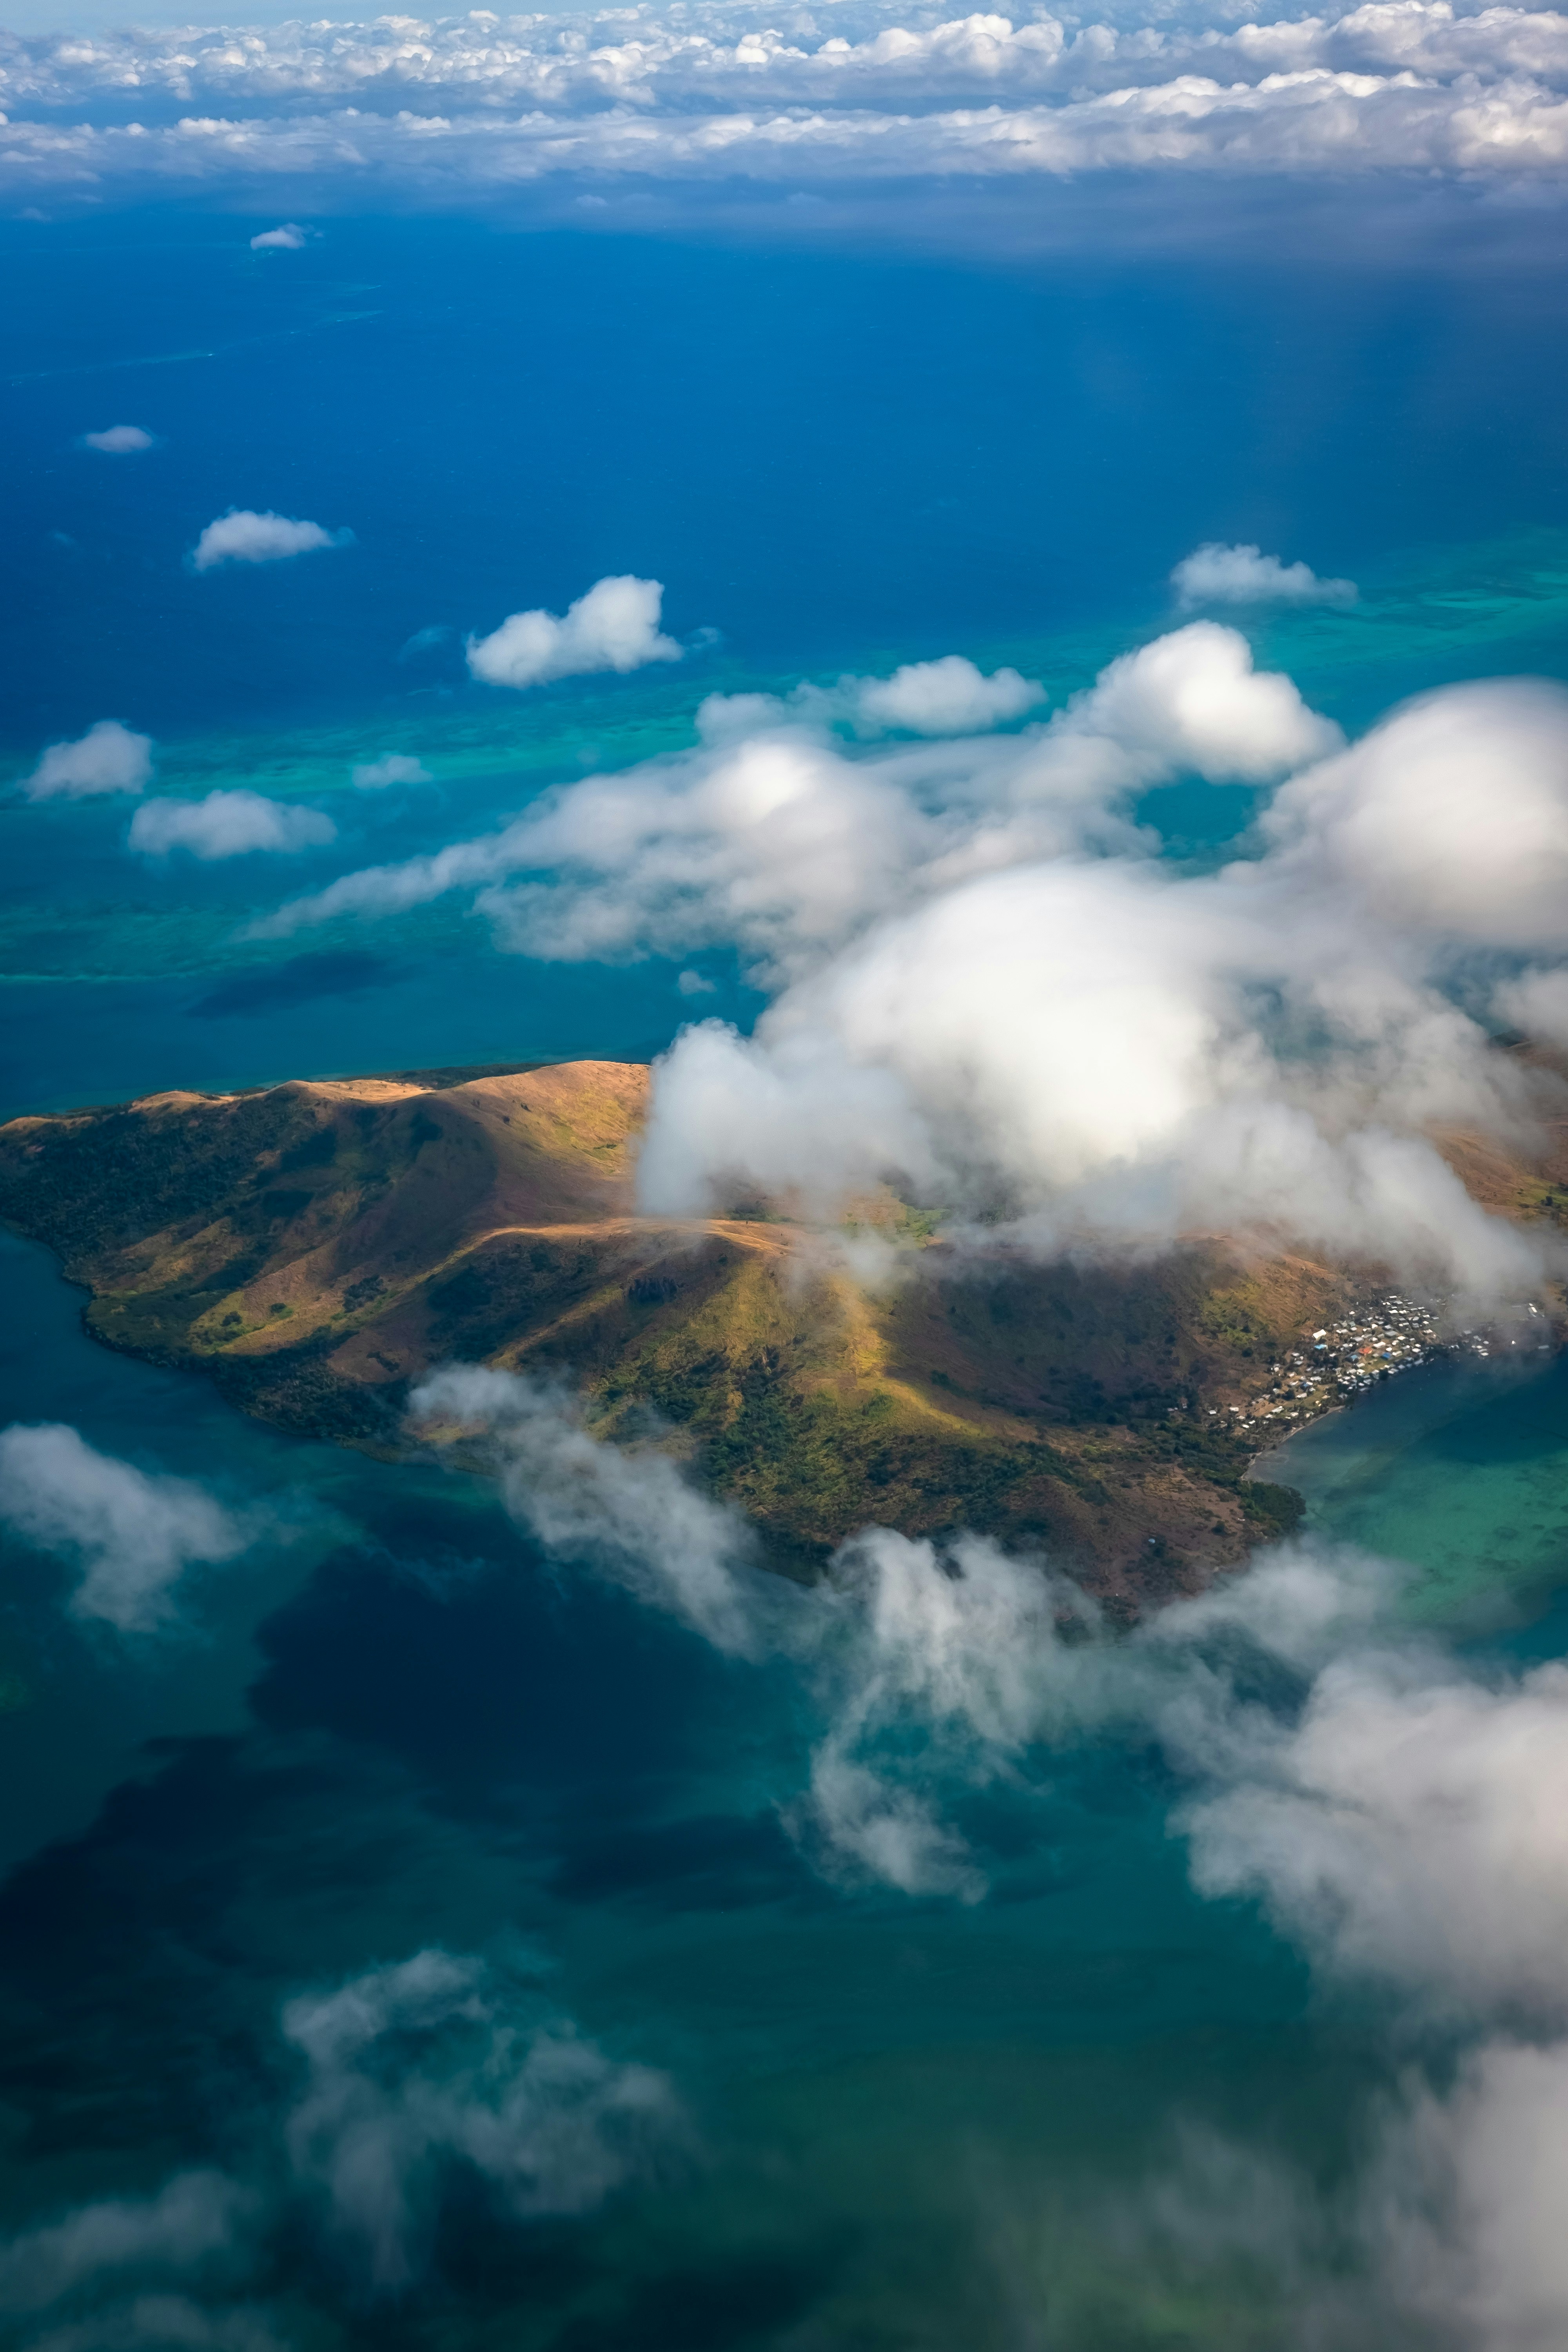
[2,1056,1530,1605]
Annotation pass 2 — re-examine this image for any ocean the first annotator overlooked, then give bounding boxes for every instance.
[4,204,1568,2347]
[7,210,1568,1111]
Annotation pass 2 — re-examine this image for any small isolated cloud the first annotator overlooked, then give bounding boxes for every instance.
[22,719,152,801]
[249,223,307,250]
[676,968,715,995]
[850,655,1044,735]
[283,1948,681,2288]
[807,1730,984,1901]
[0,1423,247,1632]
[80,425,153,454]
[129,791,336,861]
[191,510,347,572]
[1172,543,1358,610]
[350,754,430,789]
[466,575,681,691]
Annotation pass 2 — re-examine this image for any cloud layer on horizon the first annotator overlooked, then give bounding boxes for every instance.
[7,1,1568,207]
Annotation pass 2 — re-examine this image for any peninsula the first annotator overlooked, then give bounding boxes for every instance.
[1,1058,1559,1608]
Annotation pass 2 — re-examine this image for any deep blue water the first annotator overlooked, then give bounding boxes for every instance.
[5,207,1568,2346]
[6,211,1568,749]
[7,213,1568,1113]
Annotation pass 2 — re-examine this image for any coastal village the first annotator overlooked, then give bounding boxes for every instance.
[1215,1291,1551,1438]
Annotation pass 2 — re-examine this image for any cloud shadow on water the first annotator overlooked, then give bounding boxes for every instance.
[189,951,401,1020]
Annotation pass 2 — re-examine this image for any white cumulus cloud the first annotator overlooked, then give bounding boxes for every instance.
[1261,677,1568,949]
[22,719,152,801]
[259,622,1319,967]
[0,1424,249,1632]
[466,575,682,690]
[248,222,306,248]
[243,615,1568,1295]
[190,510,346,572]
[1069,618,1341,781]
[847,654,1045,734]
[129,791,336,860]
[1172,542,1358,609]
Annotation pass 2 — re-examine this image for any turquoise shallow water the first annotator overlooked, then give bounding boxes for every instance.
[1262,1349,1568,1624]
[8,1229,1568,2346]
[0,1230,1374,2346]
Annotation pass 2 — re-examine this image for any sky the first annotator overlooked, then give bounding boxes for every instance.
[9,0,1568,2346]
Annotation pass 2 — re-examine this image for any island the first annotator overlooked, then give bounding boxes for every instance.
[1,1058,1561,1610]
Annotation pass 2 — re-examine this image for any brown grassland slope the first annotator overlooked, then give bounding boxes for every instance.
[4,1056,1561,1606]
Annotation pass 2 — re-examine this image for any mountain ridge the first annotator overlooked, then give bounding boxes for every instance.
[4,1056,1557,1609]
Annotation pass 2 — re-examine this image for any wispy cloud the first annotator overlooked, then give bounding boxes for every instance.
[0,2175,247,2318]
[0,1942,676,2335]
[283,1947,682,2287]
[410,1367,760,1655]
[350,754,429,789]
[0,1423,248,1631]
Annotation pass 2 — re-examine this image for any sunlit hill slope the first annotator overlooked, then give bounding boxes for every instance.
[4,1057,1556,1605]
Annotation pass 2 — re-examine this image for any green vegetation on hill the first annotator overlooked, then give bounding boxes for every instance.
[0,1059,1368,1604]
